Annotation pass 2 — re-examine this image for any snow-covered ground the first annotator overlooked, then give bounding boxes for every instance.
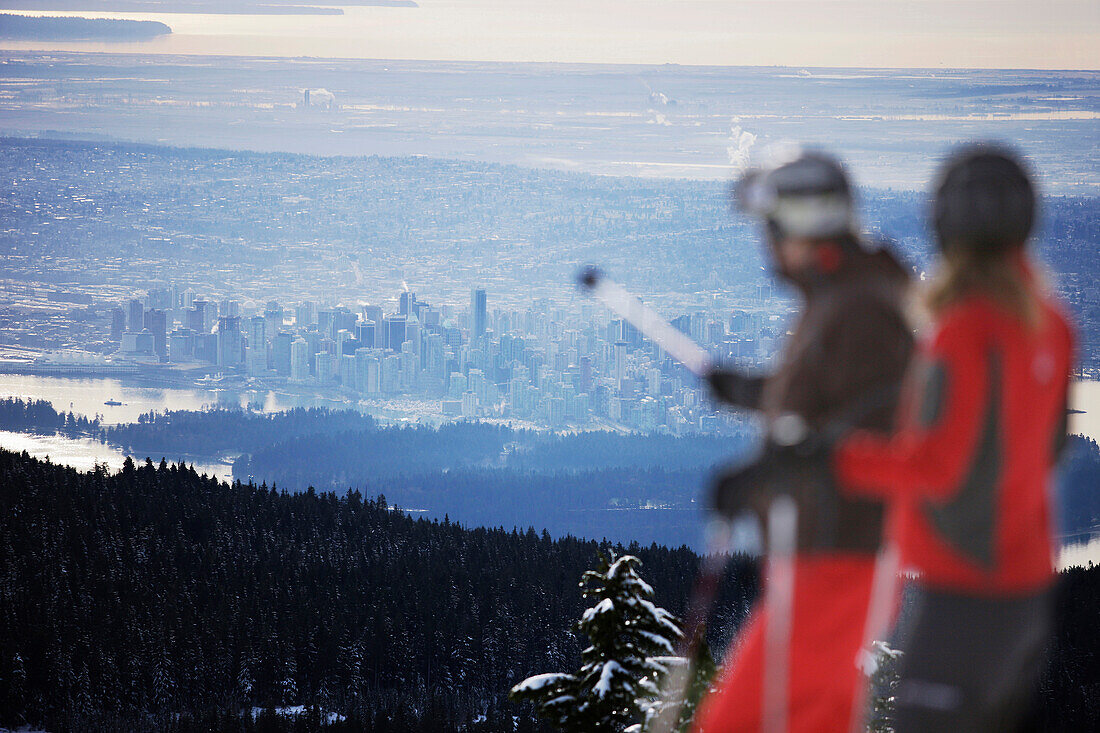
[251,705,346,724]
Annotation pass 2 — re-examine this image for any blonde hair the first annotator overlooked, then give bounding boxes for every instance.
[925,247,1043,330]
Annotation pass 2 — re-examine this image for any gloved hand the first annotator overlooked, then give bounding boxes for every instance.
[709,459,769,521]
[709,426,837,522]
[706,368,765,410]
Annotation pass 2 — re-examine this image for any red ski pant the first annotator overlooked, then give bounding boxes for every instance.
[693,554,879,733]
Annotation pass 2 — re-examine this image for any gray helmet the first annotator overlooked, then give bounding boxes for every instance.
[932,143,1035,257]
[735,149,855,239]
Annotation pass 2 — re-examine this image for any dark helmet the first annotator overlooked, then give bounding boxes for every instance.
[735,149,855,239]
[932,144,1035,257]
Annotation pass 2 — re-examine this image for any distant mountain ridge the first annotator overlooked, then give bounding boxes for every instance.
[0,1,417,14]
[0,13,171,40]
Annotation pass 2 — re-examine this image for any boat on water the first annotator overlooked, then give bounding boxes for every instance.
[104,399,122,406]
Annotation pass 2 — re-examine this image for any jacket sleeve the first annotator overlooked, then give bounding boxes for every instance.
[835,313,990,502]
[816,294,913,434]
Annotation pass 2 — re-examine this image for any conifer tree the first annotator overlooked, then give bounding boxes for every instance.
[511,552,683,732]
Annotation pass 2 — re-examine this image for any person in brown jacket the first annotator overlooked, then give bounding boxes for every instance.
[693,150,914,732]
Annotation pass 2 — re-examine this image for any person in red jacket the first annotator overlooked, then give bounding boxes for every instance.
[835,144,1074,732]
[692,150,914,733]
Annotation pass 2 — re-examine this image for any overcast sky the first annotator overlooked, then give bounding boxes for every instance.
[2,0,1098,68]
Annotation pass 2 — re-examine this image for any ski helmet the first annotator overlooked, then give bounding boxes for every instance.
[932,144,1035,257]
[735,149,855,239]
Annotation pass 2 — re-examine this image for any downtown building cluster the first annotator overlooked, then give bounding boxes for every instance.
[110,284,786,433]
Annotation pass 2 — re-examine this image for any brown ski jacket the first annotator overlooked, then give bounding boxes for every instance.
[711,237,914,553]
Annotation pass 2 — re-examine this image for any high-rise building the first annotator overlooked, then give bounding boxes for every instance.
[354,348,380,394]
[355,322,376,349]
[264,302,284,340]
[110,307,126,341]
[471,287,487,339]
[332,307,356,338]
[144,309,168,360]
[384,315,407,351]
[647,367,662,396]
[315,351,336,385]
[216,316,243,368]
[381,354,401,394]
[248,315,267,348]
[579,355,593,395]
[272,331,293,376]
[468,368,487,405]
[336,329,354,356]
[195,332,218,363]
[316,308,334,337]
[189,299,213,334]
[614,340,628,391]
[362,304,383,329]
[421,307,441,329]
[399,291,416,316]
[404,317,420,356]
[289,338,309,381]
[120,330,156,358]
[246,316,268,375]
[245,344,267,376]
[127,299,144,332]
[168,328,195,362]
[339,354,356,389]
[425,332,446,384]
[461,390,477,418]
[297,301,317,329]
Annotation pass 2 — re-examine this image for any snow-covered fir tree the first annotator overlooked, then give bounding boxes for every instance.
[510,552,685,732]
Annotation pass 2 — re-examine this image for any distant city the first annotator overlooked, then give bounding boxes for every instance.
[17,281,784,434]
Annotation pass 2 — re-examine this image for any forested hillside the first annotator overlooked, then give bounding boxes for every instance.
[0,449,758,732]
[1,449,1098,731]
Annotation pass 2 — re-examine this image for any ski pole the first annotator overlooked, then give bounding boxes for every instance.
[848,543,901,733]
[762,494,798,733]
[577,266,711,377]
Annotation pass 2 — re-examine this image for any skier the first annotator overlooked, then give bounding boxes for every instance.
[692,149,914,732]
[834,144,1075,731]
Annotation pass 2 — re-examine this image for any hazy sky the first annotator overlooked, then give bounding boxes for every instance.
[3,0,1099,68]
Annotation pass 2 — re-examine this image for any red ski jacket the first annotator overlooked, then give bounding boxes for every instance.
[836,272,1074,595]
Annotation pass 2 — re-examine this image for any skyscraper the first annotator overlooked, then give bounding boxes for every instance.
[471,287,487,339]
[273,331,293,376]
[127,298,144,332]
[315,350,336,385]
[264,301,284,341]
[248,315,267,350]
[144,309,168,360]
[189,300,212,334]
[297,301,317,329]
[246,315,268,375]
[289,338,309,381]
[384,314,407,352]
[110,307,126,341]
[216,316,243,368]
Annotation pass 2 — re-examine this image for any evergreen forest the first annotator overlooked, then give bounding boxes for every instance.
[1,448,1098,731]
